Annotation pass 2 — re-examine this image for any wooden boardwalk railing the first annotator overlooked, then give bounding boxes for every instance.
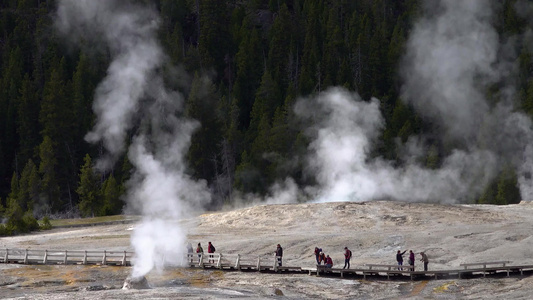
[0,248,133,266]
[3,249,533,281]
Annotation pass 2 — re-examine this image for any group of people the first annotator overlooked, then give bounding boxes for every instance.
[314,246,429,271]
[313,246,341,269]
[187,241,217,263]
[396,250,429,271]
[188,242,429,272]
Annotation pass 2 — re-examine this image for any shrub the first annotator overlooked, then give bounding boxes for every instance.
[40,216,53,230]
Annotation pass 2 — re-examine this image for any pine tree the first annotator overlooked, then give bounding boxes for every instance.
[101,173,122,216]
[17,74,40,165]
[186,72,223,181]
[38,136,59,213]
[76,154,102,217]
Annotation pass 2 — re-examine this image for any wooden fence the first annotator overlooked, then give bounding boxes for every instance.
[0,248,133,266]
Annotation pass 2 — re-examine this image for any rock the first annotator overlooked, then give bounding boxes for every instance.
[122,276,150,290]
[272,288,284,296]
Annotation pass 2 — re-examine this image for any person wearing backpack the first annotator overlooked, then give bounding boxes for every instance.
[208,241,216,263]
[343,247,352,269]
[196,243,203,263]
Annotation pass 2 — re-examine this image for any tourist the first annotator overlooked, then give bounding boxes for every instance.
[318,251,326,265]
[325,255,333,268]
[186,242,193,263]
[396,250,407,270]
[420,252,429,271]
[196,243,203,263]
[275,244,283,266]
[343,247,352,269]
[314,247,322,264]
[208,241,216,263]
[408,250,415,270]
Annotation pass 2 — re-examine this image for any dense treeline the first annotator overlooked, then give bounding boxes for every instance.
[0,0,530,233]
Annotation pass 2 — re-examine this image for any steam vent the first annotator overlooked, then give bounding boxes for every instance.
[123,276,150,289]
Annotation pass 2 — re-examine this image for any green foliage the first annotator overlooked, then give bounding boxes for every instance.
[39,136,59,212]
[101,174,123,216]
[40,216,53,230]
[0,0,530,210]
[76,154,102,217]
[478,167,521,205]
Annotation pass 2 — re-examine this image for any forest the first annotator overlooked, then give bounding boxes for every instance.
[0,0,531,234]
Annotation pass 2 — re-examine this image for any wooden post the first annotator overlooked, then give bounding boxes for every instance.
[257,257,261,271]
[4,249,8,263]
[235,254,240,270]
[216,253,222,269]
[121,251,127,266]
[272,255,277,272]
[102,250,107,265]
[24,249,28,264]
[83,251,87,265]
[43,250,48,264]
[64,250,68,264]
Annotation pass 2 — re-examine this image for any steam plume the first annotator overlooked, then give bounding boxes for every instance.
[295,0,533,203]
[56,0,210,278]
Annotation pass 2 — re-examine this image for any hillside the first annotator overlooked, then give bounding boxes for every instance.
[2,201,533,299]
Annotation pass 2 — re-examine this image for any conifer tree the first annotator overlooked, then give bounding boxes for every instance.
[76,154,102,217]
[38,136,59,213]
[101,173,122,216]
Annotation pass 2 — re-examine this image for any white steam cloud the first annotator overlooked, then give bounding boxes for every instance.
[294,0,533,203]
[295,88,498,203]
[56,0,210,278]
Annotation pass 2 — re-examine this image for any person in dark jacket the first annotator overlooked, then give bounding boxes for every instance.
[343,247,352,269]
[314,247,322,264]
[275,244,283,266]
[408,250,415,270]
[396,250,407,270]
[208,241,216,263]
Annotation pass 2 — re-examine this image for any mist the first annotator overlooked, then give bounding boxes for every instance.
[56,0,210,278]
[290,0,532,204]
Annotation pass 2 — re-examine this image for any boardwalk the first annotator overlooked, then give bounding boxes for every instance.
[186,253,533,281]
[0,248,133,266]
[3,248,533,281]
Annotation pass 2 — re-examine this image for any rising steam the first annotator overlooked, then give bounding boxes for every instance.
[294,0,532,203]
[56,0,209,278]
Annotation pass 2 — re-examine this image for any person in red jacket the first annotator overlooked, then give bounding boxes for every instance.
[343,247,352,269]
[325,255,333,268]
[207,241,216,263]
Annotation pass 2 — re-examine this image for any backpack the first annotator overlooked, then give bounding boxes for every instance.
[210,244,215,252]
[348,250,352,258]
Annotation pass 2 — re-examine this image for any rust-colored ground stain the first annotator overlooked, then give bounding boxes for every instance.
[409,280,429,296]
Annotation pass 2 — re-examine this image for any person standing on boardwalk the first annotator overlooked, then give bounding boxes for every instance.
[196,243,204,263]
[396,250,407,270]
[343,247,352,269]
[275,244,283,266]
[325,255,333,268]
[408,250,415,270]
[186,242,194,263]
[314,247,322,264]
[318,251,326,265]
[208,241,216,263]
[420,252,429,271]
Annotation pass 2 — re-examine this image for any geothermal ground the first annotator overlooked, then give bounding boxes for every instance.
[1,200,533,299]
